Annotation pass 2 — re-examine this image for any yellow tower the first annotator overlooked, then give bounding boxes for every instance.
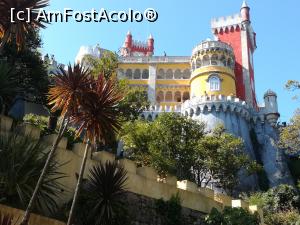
[190,40,236,98]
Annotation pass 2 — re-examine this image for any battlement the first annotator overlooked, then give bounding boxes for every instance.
[0,115,264,221]
[182,95,252,120]
[211,14,242,29]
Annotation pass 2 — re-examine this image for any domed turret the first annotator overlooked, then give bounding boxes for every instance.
[190,40,236,98]
[264,89,280,126]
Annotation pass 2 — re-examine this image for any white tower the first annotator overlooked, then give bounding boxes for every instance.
[264,89,280,126]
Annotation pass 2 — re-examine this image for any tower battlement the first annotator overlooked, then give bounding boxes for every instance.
[182,95,251,121]
[120,31,154,57]
[211,14,242,33]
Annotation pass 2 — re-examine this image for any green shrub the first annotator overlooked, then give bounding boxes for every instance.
[23,114,82,149]
[155,193,183,225]
[205,207,260,225]
[264,210,300,225]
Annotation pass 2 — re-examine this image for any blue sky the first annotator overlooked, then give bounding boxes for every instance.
[40,0,300,121]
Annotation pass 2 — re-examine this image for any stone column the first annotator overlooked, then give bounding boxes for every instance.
[148,65,157,104]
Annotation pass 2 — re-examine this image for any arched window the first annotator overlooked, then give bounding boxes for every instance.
[174,91,182,102]
[165,91,173,102]
[209,76,221,91]
[118,69,124,77]
[211,54,218,65]
[183,92,190,101]
[126,69,132,79]
[220,55,226,66]
[134,69,141,79]
[166,69,173,79]
[183,69,190,79]
[142,69,149,79]
[157,69,165,79]
[202,55,210,66]
[192,61,196,70]
[174,69,181,79]
[156,91,164,103]
[227,58,233,69]
[196,58,202,68]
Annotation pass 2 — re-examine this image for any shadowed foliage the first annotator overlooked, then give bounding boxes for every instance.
[0,0,49,49]
[0,212,14,225]
[72,161,129,225]
[0,62,18,113]
[0,132,66,215]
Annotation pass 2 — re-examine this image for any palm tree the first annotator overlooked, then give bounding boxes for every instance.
[72,161,128,225]
[0,0,49,50]
[0,132,65,215]
[20,64,91,225]
[67,75,123,225]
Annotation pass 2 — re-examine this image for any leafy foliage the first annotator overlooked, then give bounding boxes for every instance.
[247,185,300,225]
[0,132,65,215]
[0,29,49,109]
[155,193,183,225]
[264,210,300,225]
[23,114,82,149]
[71,161,129,225]
[0,0,49,49]
[121,113,206,180]
[205,207,260,225]
[279,110,300,155]
[120,116,260,192]
[286,80,300,100]
[82,50,150,122]
[195,126,262,193]
[117,79,150,122]
[83,51,118,80]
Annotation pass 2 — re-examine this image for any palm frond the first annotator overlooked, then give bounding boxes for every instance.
[70,75,123,144]
[48,63,92,116]
[0,0,49,49]
[0,132,66,215]
[85,161,127,225]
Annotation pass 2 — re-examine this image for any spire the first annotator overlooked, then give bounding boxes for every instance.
[127,30,132,36]
[241,0,249,9]
[240,0,250,22]
[148,34,153,39]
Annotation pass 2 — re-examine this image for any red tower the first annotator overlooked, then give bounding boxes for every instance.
[120,32,154,57]
[211,1,257,108]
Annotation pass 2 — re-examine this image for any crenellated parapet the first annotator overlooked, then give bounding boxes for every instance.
[0,115,264,222]
[182,95,252,121]
[211,14,242,35]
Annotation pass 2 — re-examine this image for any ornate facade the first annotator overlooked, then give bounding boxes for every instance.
[75,1,293,190]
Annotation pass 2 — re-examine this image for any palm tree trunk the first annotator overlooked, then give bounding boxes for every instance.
[67,140,90,225]
[20,114,69,225]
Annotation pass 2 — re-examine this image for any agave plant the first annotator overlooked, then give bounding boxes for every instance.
[0,0,49,50]
[20,64,91,225]
[67,75,123,225]
[72,161,128,225]
[0,132,65,215]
